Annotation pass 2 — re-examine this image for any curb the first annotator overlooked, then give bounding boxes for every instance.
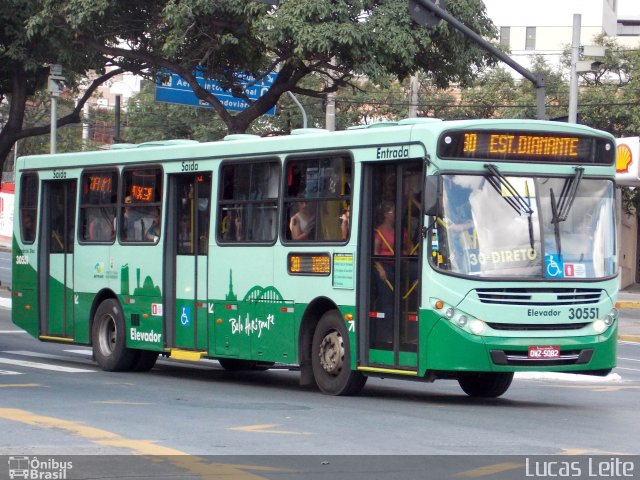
[616,301,640,309]
[619,335,640,343]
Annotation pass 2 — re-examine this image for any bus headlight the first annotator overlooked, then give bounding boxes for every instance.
[445,308,455,319]
[469,319,486,335]
[605,308,618,326]
[457,315,468,327]
[592,319,606,334]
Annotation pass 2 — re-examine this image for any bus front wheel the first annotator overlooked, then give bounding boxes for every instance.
[457,372,514,398]
[311,310,366,396]
[92,299,137,372]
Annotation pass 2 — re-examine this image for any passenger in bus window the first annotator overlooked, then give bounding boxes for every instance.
[123,196,144,241]
[340,204,350,240]
[289,200,316,240]
[145,208,161,242]
[223,208,244,241]
[22,211,36,242]
[373,201,395,343]
[88,210,114,241]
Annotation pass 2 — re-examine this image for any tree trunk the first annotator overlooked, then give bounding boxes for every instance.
[0,67,28,176]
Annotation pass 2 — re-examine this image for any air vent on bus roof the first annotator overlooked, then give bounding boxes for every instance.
[134,139,199,148]
[398,118,442,125]
[223,134,260,141]
[110,144,136,150]
[290,128,330,135]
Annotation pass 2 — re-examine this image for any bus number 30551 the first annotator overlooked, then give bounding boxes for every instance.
[568,307,599,320]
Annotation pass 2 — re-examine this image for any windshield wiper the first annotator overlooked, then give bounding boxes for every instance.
[548,167,584,256]
[484,164,533,216]
[550,167,584,224]
[485,164,535,249]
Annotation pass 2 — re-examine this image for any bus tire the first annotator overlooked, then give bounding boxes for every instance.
[311,310,367,396]
[92,299,137,372]
[132,350,159,372]
[458,372,513,398]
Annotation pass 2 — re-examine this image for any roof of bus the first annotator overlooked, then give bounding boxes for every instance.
[17,117,615,171]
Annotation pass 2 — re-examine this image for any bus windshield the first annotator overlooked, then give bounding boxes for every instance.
[434,173,616,279]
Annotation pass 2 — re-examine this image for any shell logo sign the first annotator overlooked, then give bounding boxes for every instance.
[617,143,633,173]
[615,137,640,186]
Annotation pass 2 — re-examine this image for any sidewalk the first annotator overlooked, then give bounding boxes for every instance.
[616,283,640,343]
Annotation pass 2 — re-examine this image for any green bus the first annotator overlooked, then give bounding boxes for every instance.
[11,118,619,398]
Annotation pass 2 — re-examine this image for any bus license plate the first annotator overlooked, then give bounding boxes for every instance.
[528,346,560,359]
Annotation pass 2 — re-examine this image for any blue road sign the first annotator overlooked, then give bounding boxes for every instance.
[155,70,277,116]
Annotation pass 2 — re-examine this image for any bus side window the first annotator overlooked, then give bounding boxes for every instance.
[218,160,279,243]
[284,156,352,242]
[79,170,118,243]
[120,167,163,244]
[19,173,39,244]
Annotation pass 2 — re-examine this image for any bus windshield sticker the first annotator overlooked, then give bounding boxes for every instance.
[545,253,564,278]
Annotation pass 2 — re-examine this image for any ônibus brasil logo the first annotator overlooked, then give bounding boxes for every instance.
[8,456,73,479]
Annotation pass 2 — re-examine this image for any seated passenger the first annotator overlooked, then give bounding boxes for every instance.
[289,200,316,240]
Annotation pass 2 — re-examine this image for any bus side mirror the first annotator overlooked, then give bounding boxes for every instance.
[423,176,439,217]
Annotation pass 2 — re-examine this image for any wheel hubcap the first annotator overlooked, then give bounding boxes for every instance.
[98,314,117,356]
[318,330,344,375]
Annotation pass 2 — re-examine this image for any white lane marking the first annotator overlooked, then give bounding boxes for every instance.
[0,357,94,373]
[0,370,21,375]
[3,350,95,366]
[618,357,640,362]
[0,330,26,334]
[64,349,92,356]
[515,372,622,382]
[0,297,11,309]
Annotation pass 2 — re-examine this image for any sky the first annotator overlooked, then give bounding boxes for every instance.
[617,0,637,17]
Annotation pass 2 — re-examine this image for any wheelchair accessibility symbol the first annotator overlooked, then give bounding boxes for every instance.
[545,254,564,278]
[180,306,191,326]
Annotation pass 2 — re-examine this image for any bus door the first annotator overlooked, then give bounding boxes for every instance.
[38,180,77,338]
[165,172,212,351]
[360,162,422,370]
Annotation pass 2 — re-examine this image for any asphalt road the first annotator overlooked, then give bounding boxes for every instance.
[0,250,10,289]
[1,304,639,466]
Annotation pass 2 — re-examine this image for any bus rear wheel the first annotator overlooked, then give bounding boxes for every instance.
[132,350,159,372]
[92,299,137,372]
[311,310,366,396]
[457,372,514,398]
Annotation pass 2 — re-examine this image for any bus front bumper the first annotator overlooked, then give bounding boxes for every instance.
[424,318,617,374]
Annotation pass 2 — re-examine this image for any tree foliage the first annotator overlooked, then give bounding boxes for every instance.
[31,0,498,134]
[0,0,125,175]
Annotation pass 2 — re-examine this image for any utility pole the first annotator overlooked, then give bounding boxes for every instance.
[114,94,122,143]
[325,58,336,131]
[568,14,581,124]
[48,64,66,154]
[408,75,420,118]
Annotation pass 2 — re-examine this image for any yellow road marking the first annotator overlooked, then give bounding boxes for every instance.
[229,424,313,435]
[561,448,633,455]
[455,462,523,477]
[0,384,41,388]
[0,408,286,479]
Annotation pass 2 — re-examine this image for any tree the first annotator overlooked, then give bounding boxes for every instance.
[32,0,499,135]
[0,0,127,174]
